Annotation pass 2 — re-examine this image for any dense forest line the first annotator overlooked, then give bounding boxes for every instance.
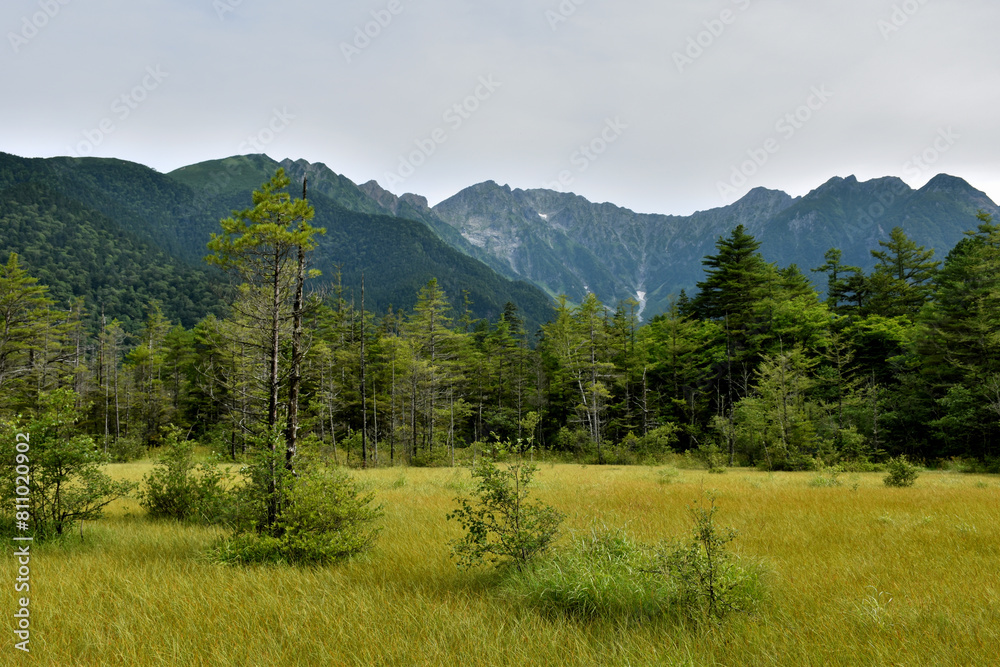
[1,169,998,471]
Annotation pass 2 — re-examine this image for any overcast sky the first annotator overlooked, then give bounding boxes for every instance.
[2,0,997,215]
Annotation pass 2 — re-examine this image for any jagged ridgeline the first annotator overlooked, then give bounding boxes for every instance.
[429,176,999,317]
[0,152,556,332]
[2,150,996,332]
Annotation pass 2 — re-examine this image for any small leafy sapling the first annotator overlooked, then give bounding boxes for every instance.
[666,491,756,619]
[883,455,919,487]
[448,438,563,572]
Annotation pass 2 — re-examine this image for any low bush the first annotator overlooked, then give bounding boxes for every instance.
[212,459,382,566]
[409,446,454,468]
[448,441,563,572]
[107,435,147,463]
[695,443,728,474]
[140,429,231,524]
[884,455,919,488]
[0,390,135,540]
[507,493,765,622]
[809,466,843,488]
[941,456,1000,474]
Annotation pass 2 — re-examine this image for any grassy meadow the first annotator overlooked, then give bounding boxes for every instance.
[3,462,1000,666]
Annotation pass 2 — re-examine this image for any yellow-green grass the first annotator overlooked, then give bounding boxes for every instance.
[3,465,999,666]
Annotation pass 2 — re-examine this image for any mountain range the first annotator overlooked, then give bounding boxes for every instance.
[406,173,998,317]
[1,150,996,331]
[273,158,997,318]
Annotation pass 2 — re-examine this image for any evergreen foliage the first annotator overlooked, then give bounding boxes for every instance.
[1,159,999,487]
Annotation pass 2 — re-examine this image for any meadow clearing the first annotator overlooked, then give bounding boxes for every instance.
[3,462,999,666]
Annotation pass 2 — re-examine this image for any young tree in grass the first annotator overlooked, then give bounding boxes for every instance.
[205,169,324,528]
[448,438,563,572]
[0,389,135,540]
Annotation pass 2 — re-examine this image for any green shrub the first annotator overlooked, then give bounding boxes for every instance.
[809,467,843,488]
[640,424,681,454]
[0,390,135,540]
[108,435,147,463]
[212,460,382,566]
[943,456,1000,474]
[211,533,286,565]
[448,442,563,572]
[410,446,453,467]
[695,443,727,473]
[656,467,681,485]
[140,429,231,524]
[666,493,764,619]
[508,528,674,621]
[553,428,594,459]
[507,494,764,622]
[276,468,383,563]
[884,455,919,488]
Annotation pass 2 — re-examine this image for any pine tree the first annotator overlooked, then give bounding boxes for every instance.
[690,225,771,324]
[812,248,862,311]
[205,169,323,530]
[868,226,940,317]
[0,253,61,410]
[914,212,1000,456]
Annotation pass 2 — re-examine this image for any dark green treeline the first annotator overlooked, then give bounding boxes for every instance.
[1,207,998,469]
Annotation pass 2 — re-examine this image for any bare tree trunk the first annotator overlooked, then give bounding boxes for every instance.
[390,349,396,465]
[360,273,368,468]
[284,237,306,474]
[449,384,455,467]
[267,255,281,528]
[410,370,417,463]
[101,310,109,453]
[372,374,378,466]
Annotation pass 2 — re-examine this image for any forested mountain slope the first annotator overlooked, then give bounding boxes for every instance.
[0,155,221,329]
[0,152,556,332]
